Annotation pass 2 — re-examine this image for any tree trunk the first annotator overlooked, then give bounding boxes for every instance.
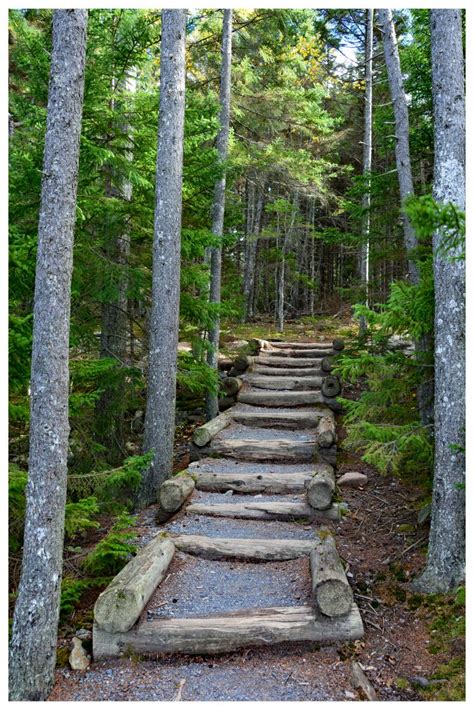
[359,9,373,334]
[414,9,465,593]
[378,9,419,284]
[243,177,264,321]
[140,10,186,507]
[8,10,87,701]
[206,9,233,420]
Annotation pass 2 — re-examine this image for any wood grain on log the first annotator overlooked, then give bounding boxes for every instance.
[211,436,316,462]
[306,465,336,510]
[158,475,195,512]
[192,411,232,447]
[186,499,344,521]
[94,536,175,633]
[267,341,333,350]
[172,534,316,560]
[310,529,353,617]
[238,389,324,407]
[268,348,335,358]
[253,356,322,368]
[252,365,323,377]
[220,376,243,396]
[192,470,313,493]
[316,414,337,447]
[232,408,326,429]
[246,375,323,391]
[93,603,363,658]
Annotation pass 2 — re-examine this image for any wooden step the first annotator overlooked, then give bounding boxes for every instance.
[253,356,322,368]
[93,603,364,658]
[238,389,333,408]
[171,534,316,560]
[268,341,333,350]
[232,406,329,429]
[211,436,316,462]
[268,349,333,358]
[252,365,323,377]
[186,499,345,521]
[192,469,313,493]
[246,375,323,391]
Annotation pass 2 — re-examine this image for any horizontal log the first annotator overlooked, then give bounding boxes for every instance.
[220,376,243,396]
[246,375,323,391]
[232,408,323,429]
[252,365,323,377]
[253,356,322,368]
[192,411,233,447]
[158,475,196,513]
[186,499,345,521]
[267,341,334,350]
[94,536,175,634]
[238,389,324,407]
[316,414,337,447]
[268,349,335,359]
[310,529,353,617]
[192,470,313,494]
[172,534,316,560]
[93,603,364,659]
[306,465,336,510]
[321,375,341,398]
[211,436,316,462]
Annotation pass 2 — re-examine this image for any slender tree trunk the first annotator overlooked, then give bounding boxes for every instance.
[359,9,373,334]
[378,8,419,284]
[140,11,186,506]
[206,9,233,420]
[243,175,264,322]
[97,68,137,457]
[8,10,87,701]
[414,9,465,593]
[275,198,298,332]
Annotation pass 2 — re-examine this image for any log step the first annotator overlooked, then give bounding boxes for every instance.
[171,534,316,560]
[238,389,335,408]
[268,341,333,350]
[210,436,316,462]
[253,356,323,368]
[232,406,330,429]
[246,375,323,391]
[267,349,333,358]
[186,499,345,521]
[192,470,313,493]
[93,603,364,659]
[252,365,323,377]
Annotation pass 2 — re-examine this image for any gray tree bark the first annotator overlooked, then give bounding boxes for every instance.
[414,10,465,593]
[276,198,298,332]
[206,9,233,420]
[8,10,88,701]
[243,176,264,322]
[378,9,419,284]
[140,10,186,506]
[359,9,373,334]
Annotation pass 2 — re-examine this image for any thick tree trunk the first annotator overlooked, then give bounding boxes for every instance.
[359,9,373,334]
[8,10,87,701]
[206,9,233,420]
[140,11,186,506]
[378,9,419,284]
[414,10,465,593]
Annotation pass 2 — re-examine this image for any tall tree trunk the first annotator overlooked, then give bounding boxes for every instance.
[139,10,186,506]
[8,10,87,701]
[359,9,373,334]
[378,8,419,284]
[97,68,137,457]
[243,175,264,322]
[414,9,465,593]
[206,9,233,420]
[275,198,298,332]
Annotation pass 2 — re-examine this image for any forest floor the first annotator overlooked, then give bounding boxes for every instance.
[49,319,465,702]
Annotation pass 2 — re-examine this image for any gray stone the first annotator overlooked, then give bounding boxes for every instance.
[337,472,368,488]
[69,638,90,671]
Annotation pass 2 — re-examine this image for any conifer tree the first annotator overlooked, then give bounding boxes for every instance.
[9,9,88,700]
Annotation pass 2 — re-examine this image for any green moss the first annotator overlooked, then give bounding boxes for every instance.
[394,677,409,690]
[56,647,70,668]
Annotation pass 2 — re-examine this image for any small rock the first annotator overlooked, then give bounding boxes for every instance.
[75,628,92,641]
[337,471,368,488]
[223,489,233,496]
[344,690,357,699]
[69,637,90,671]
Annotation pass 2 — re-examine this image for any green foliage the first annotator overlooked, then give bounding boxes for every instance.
[60,576,111,620]
[177,351,219,396]
[64,497,101,538]
[83,513,137,576]
[405,195,465,260]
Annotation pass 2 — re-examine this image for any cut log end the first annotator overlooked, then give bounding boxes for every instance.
[321,375,341,398]
[316,580,354,617]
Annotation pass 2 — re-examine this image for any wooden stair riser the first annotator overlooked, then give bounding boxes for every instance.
[245,375,323,391]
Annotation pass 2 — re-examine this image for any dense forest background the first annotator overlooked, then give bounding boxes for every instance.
[8,7,465,702]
